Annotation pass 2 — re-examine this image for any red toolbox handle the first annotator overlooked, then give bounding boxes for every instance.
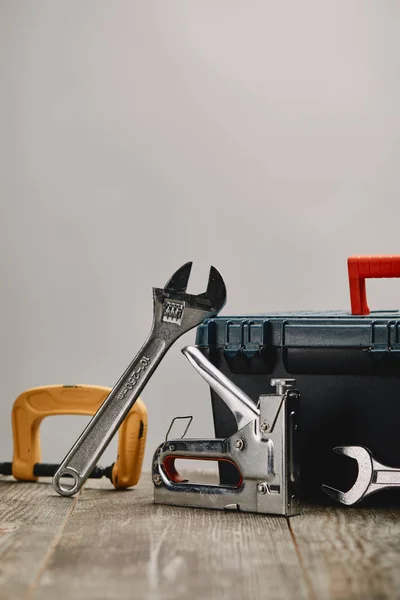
[348,256,400,315]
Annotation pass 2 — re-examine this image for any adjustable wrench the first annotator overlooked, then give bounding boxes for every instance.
[53,263,226,496]
[322,446,400,505]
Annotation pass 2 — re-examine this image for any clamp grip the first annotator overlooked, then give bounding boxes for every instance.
[348,255,400,315]
[11,384,147,489]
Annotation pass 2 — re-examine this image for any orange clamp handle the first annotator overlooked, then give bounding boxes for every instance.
[348,255,400,315]
[11,384,147,489]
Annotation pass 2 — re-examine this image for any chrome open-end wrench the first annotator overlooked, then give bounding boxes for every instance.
[322,446,400,505]
[53,263,226,496]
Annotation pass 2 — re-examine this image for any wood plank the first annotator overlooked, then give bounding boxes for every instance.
[289,504,400,599]
[4,472,400,600]
[0,477,79,600]
[32,474,310,600]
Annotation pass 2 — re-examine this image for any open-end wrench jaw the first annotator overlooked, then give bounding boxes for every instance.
[322,446,374,505]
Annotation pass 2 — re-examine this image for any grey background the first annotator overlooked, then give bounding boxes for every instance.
[1,1,400,473]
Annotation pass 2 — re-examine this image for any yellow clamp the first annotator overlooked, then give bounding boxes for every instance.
[11,384,147,489]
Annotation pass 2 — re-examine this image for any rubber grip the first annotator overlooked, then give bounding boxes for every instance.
[11,384,147,489]
[348,255,400,315]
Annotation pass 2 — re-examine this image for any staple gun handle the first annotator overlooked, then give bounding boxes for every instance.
[11,384,147,489]
[158,439,243,488]
[348,255,400,315]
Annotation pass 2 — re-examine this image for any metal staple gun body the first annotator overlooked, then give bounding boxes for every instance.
[53,263,226,497]
[323,446,400,505]
[153,346,301,516]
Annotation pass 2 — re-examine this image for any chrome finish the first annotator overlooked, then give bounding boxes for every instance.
[234,438,244,451]
[165,416,193,442]
[257,482,268,494]
[322,446,400,505]
[181,345,259,430]
[53,264,226,496]
[153,348,300,517]
[270,379,296,396]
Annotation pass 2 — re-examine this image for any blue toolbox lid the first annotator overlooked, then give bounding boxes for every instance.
[196,256,400,358]
[196,310,400,356]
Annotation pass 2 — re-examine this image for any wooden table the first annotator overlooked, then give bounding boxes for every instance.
[1,474,400,600]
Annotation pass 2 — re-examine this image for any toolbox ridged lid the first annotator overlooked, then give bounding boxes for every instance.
[196,256,400,355]
[196,310,400,354]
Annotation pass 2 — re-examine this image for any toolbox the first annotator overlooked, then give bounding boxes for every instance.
[195,256,400,503]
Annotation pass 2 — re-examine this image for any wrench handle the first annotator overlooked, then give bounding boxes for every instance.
[374,470,400,486]
[53,331,166,496]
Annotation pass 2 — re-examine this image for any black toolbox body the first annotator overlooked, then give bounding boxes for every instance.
[195,310,400,503]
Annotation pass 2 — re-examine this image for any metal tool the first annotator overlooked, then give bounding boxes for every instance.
[0,384,147,489]
[153,345,300,516]
[322,446,400,506]
[53,263,226,497]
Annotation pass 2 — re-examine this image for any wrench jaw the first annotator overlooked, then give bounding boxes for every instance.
[196,266,228,313]
[322,446,374,506]
[153,263,227,340]
[164,262,193,294]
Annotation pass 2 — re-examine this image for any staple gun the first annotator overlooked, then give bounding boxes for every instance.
[0,384,147,489]
[153,346,300,516]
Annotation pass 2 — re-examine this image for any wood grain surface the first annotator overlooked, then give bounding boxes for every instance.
[0,479,79,600]
[290,505,400,600]
[1,474,400,600]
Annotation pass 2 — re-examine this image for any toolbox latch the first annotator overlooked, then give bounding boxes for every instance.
[223,321,265,359]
